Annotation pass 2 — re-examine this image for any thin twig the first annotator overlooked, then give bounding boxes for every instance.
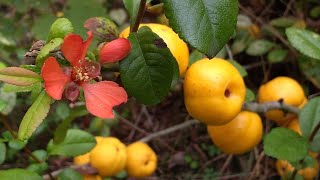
[220,155,233,174]
[225,44,233,60]
[138,120,200,143]
[242,101,300,115]
[131,0,147,32]
[0,114,43,164]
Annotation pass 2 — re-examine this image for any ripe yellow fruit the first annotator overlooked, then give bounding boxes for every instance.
[119,23,189,76]
[126,142,157,177]
[276,159,319,180]
[184,58,246,125]
[73,136,106,165]
[258,76,306,126]
[207,111,263,154]
[90,137,127,177]
[83,175,102,180]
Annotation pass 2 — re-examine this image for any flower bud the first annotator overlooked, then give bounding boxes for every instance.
[99,38,131,64]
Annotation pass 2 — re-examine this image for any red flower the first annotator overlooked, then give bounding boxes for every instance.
[41,31,131,118]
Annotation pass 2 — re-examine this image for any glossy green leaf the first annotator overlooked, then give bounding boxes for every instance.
[3,84,34,93]
[189,50,206,66]
[300,97,320,151]
[229,60,247,77]
[286,27,320,60]
[267,49,288,63]
[48,129,96,157]
[0,142,5,165]
[53,106,88,144]
[298,55,320,89]
[8,139,26,150]
[58,168,83,180]
[48,18,74,42]
[36,38,63,67]
[27,163,48,175]
[120,27,175,105]
[0,169,42,180]
[18,90,52,141]
[263,128,308,162]
[20,65,41,74]
[246,40,274,56]
[245,88,255,102]
[163,0,238,57]
[29,150,48,163]
[122,0,140,31]
[0,67,41,86]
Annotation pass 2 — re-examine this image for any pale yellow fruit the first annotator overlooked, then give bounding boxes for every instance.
[207,111,263,154]
[184,58,246,125]
[126,142,157,177]
[90,137,127,177]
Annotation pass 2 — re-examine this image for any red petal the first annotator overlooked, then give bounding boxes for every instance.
[61,31,93,67]
[99,38,131,64]
[81,81,128,118]
[41,57,71,100]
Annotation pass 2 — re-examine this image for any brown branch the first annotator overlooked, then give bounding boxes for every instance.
[131,0,147,32]
[242,101,300,115]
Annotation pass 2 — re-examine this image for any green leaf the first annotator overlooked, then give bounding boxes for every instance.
[246,40,274,56]
[36,38,63,67]
[20,65,41,74]
[163,0,238,57]
[298,55,320,89]
[55,102,71,120]
[27,163,48,175]
[8,139,26,150]
[18,90,52,141]
[30,82,43,102]
[0,142,6,165]
[29,150,48,163]
[310,6,320,19]
[300,97,320,151]
[57,168,83,180]
[122,0,140,31]
[3,84,34,93]
[263,128,308,162]
[119,27,175,105]
[270,17,298,28]
[286,27,320,60]
[48,129,96,157]
[231,30,253,55]
[229,60,247,77]
[267,49,288,63]
[53,106,88,144]
[48,18,74,42]
[0,169,42,180]
[0,67,41,86]
[189,50,206,66]
[0,87,16,115]
[245,88,255,102]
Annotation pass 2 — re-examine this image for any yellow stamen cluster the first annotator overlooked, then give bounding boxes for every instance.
[74,67,91,82]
